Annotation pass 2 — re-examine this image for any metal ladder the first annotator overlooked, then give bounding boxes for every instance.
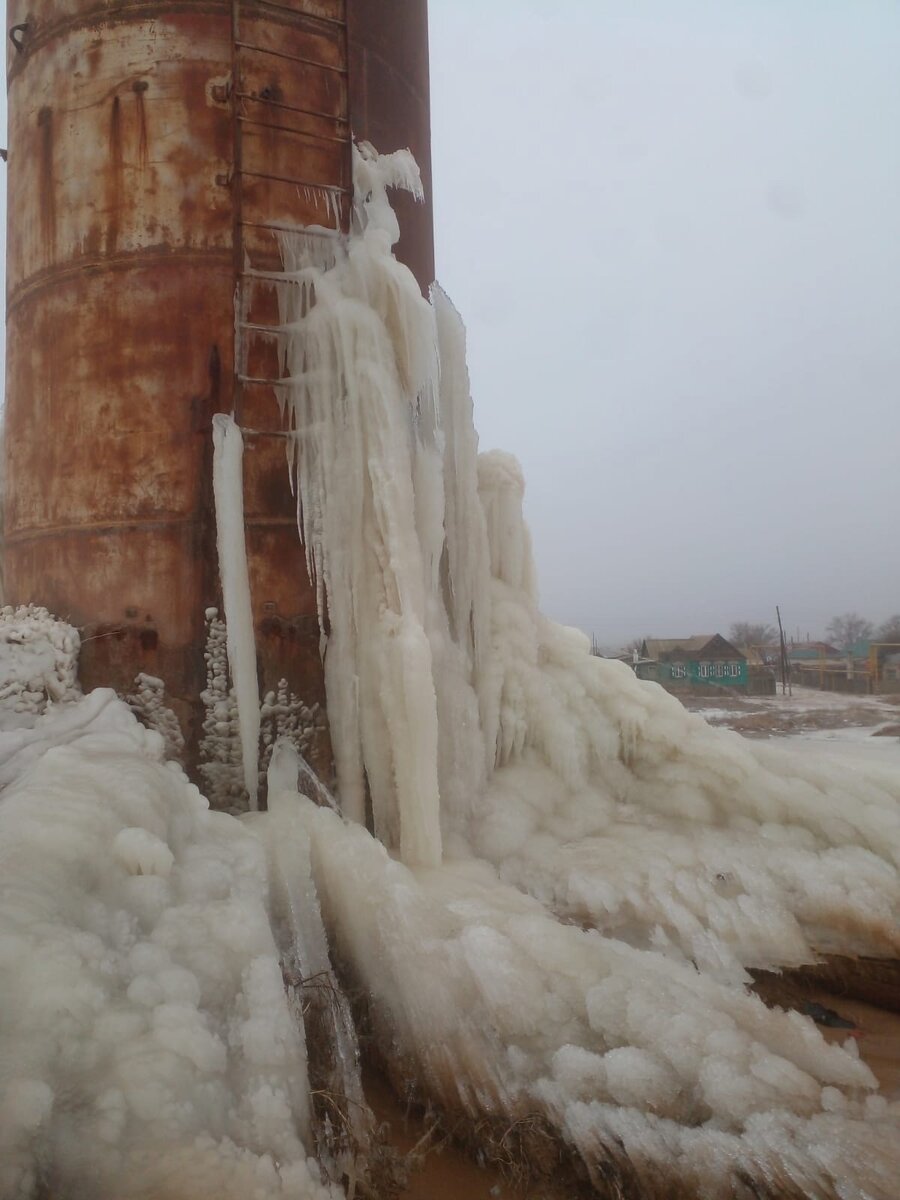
[229,0,353,426]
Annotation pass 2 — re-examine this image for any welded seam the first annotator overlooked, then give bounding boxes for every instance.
[6,3,231,81]
[7,246,233,317]
[3,517,203,544]
[4,514,308,544]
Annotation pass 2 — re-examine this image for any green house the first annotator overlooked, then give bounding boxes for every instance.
[636,635,748,689]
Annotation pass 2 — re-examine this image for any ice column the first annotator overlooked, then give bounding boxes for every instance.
[212,413,260,810]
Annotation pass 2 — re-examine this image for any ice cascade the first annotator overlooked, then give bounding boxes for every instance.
[242,141,900,1197]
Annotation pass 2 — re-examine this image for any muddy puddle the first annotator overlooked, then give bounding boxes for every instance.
[809,994,900,1095]
[364,1069,569,1200]
[365,994,900,1198]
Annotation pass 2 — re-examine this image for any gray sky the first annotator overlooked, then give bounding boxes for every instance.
[1,4,897,649]
[429,0,900,647]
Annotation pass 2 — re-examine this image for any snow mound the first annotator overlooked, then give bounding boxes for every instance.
[0,697,338,1200]
[0,605,80,727]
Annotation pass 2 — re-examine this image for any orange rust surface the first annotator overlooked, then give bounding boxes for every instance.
[3,0,434,787]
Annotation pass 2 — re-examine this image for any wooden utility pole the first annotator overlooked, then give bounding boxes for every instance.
[775,606,792,697]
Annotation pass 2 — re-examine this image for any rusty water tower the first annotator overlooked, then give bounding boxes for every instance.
[3,1,434,772]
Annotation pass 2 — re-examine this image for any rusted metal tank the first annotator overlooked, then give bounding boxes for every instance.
[3,0,433,785]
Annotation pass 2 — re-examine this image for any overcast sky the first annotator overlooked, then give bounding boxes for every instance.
[0,5,896,649]
[429,0,900,647]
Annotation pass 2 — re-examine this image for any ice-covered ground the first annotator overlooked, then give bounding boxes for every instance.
[2,147,900,1199]
[688,685,900,735]
[783,727,900,768]
[688,686,900,766]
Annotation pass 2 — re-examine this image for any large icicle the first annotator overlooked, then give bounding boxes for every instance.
[212,413,260,810]
[268,144,444,867]
[260,742,376,1187]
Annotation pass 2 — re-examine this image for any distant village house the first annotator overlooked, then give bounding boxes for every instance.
[634,635,775,695]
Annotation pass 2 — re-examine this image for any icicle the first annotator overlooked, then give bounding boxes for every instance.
[212,413,260,810]
[264,741,375,1182]
[268,147,444,867]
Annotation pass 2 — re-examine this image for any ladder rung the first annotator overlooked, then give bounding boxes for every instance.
[236,106,347,143]
[234,40,348,74]
[240,168,349,193]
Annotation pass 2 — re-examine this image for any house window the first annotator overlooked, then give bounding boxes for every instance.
[698,663,709,678]
[671,663,686,678]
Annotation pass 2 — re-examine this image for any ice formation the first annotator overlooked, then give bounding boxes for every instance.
[2,140,900,1200]
[284,783,897,1200]
[264,144,900,981]
[213,414,261,810]
[198,610,327,813]
[0,605,80,726]
[266,142,491,867]
[199,608,247,810]
[0,694,340,1200]
[258,684,326,795]
[247,142,900,1196]
[126,672,185,763]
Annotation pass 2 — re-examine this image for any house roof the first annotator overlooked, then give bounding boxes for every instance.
[642,635,745,661]
[744,646,775,666]
[787,641,841,658]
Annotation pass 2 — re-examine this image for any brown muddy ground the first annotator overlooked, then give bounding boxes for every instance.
[365,1069,569,1200]
[367,993,900,1197]
[813,995,900,1095]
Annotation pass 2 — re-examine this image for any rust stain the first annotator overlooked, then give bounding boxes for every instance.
[132,80,150,169]
[191,343,222,434]
[107,95,123,254]
[37,107,57,263]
